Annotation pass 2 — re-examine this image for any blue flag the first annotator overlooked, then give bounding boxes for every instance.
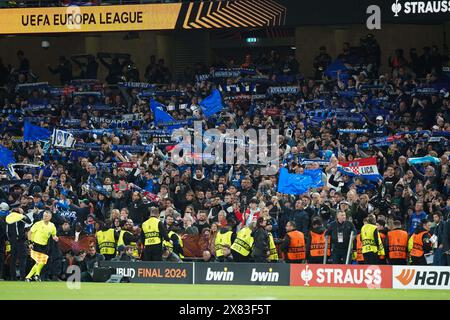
[0,145,15,168]
[24,121,51,141]
[150,99,175,125]
[277,168,324,195]
[200,89,224,118]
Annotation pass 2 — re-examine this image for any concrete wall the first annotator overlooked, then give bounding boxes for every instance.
[295,24,450,77]
[0,31,159,84]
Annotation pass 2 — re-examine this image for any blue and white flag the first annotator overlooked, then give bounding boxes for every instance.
[51,129,76,149]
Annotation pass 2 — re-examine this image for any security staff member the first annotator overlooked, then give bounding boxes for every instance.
[408,219,433,265]
[141,207,170,261]
[386,220,408,265]
[281,221,305,263]
[215,220,236,262]
[231,224,254,262]
[6,208,31,280]
[96,220,120,261]
[265,220,279,262]
[307,218,330,264]
[360,215,384,264]
[116,219,140,259]
[163,225,184,260]
[353,218,368,264]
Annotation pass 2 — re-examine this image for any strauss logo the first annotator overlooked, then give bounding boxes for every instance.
[392,0,402,17]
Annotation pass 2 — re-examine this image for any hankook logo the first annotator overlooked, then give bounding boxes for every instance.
[395,269,416,285]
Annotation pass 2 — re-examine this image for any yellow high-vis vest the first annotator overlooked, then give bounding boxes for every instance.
[163,231,184,259]
[142,217,161,246]
[215,230,232,258]
[231,227,254,257]
[96,229,116,255]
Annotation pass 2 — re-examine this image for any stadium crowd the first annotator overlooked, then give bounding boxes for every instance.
[0,33,449,281]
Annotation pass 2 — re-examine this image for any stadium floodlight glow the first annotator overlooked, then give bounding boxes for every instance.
[246,37,257,43]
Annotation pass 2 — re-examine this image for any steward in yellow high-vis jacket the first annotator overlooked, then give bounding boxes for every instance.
[360,215,385,265]
[231,224,254,262]
[141,207,170,261]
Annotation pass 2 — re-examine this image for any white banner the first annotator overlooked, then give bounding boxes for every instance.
[52,129,76,149]
[392,266,450,290]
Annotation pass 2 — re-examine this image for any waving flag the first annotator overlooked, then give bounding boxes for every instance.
[338,157,382,182]
[24,121,51,142]
[277,168,324,195]
[200,89,224,118]
[51,129,76,149]
[0,145,15,168]
[150,99,175,124]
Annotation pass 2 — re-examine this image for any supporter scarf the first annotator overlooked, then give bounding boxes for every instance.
[15,82,49,92]
[432,131,450,138]
[219,84,257,93]
[267,86,299,95]
[81,104,112,111]
[61,119,82,126]
[408,156,441,165]
[298,157,331,166]
[117,82,155,89]
[195,74,210,82]
[338,129,369,134]
[131,184,160,203]
[73,143,102,150]
[23,104,52,113]
[111,145,154,153]
[72,91,103,97]
[0,179,31,187]
[68,128,113,136]
[298,99,325,106]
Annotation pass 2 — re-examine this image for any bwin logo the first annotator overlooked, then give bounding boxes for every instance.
[392,0,402,16]
[250,268,280,282]
[206,267,234,281]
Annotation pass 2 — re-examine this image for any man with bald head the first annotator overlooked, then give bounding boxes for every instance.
[326,211,356,264]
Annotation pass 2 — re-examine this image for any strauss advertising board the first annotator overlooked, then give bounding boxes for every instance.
[290,264,393,289]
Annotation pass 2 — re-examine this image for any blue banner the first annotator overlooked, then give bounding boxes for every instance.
[24,121,51,141]
[277,168,324,195]
[200,89,224,118]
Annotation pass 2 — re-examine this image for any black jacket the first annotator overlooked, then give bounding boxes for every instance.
[443,219,450,251]
[251,226,269,258]
[6,215,32,242]
[326,220,357,250]
[129,200,149,226]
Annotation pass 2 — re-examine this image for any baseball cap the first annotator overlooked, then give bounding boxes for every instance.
[376,116,383,121]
